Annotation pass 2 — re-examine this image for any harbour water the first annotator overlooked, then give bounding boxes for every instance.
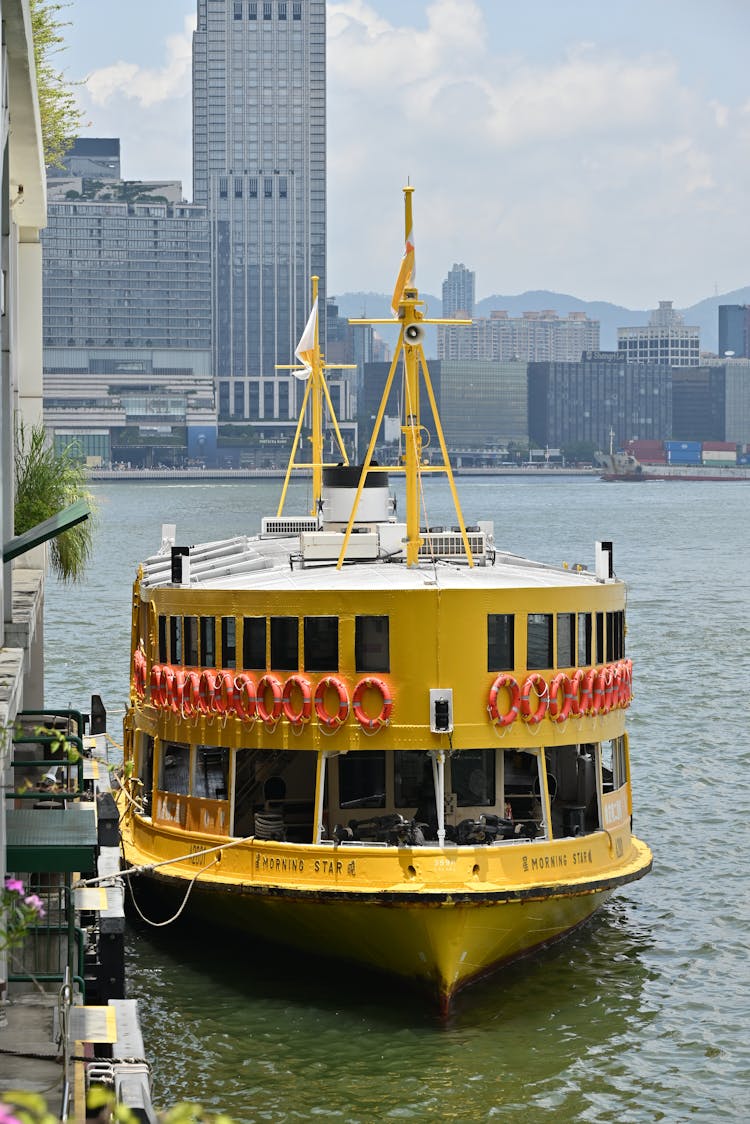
[44,476,749,1122]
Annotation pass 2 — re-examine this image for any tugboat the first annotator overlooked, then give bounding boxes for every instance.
[117,189,652,1012]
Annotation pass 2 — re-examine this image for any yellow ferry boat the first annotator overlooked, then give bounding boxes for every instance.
[117,189,652,1012]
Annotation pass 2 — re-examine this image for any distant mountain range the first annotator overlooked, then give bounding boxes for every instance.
[330,286,750,356]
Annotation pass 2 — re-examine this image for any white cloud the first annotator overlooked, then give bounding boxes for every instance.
[326,0,750,305]
[85,14,195,108]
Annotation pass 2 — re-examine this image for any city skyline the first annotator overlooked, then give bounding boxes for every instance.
[59,1,750,308]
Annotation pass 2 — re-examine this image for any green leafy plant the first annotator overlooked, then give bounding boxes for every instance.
[30,0,86,169]
[14,422,95,582]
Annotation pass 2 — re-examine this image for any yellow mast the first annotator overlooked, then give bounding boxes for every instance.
[337,187,473,568]
[276,275,355,517]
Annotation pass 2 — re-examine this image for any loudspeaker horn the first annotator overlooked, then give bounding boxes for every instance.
[404,322,425,345]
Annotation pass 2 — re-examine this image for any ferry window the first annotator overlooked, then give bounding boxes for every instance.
[137,734,154,809]
[578,613,591,664]
[556,613,575,667]
[527,614,553,669]
[607,611,624,661]
[451,749,496,808]
[355,616,390,672]
[304,616,338,672]
[487,614,514,671]
[243,617,266,669]
[603,737,627,792]
[394,751,429,808]
[170,616,183,665]
[184,617,199,666]
[200,617,216,667]
[338,751,385,809]
[271,616,298,670]
[158,615,168,663]
[159,743,190,795]
[221,617,237,669]
[595,613,605,664]
[193,746,229,801]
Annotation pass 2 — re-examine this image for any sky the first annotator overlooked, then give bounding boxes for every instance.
[58,0,750,309]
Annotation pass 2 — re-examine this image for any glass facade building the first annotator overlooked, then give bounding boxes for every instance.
[718,305,750,359]
[528,353,672,450]
[193,0,326,422]
[617,301,700,367]
[440,361,528,448]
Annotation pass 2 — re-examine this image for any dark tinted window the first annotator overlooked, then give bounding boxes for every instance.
[578,613,591,664]
[170,616,183,665]
[487,614,514,671]
[355,616,390,672]
[304,617,338,671]
[595,612,605,664]
[557,613,575,667]
[243,617,266,669]
[158,615,168,663]
[527,613,553,669]
[338,751,385,809]
[452,748,496,807]
[271,617,298,669]
[184,617,199,666]
[607,610,624,661]
[221,617,236,669]
[200,617,216,667]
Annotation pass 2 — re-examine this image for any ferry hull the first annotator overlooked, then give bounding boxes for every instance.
[119,811,651,1010]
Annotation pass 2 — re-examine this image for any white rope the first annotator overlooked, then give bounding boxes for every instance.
[124,857,219,928]
[73,833,253,888]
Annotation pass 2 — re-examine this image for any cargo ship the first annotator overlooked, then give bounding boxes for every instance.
[116,189,652,1012]
[597,436,750,481]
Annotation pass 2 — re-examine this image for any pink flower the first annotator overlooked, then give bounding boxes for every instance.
[0,1105,22,1124]
[24,894,45,917]
[4,878,24,895]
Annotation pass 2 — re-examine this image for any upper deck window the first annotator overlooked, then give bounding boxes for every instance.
[158,615,168,664]
[304,617,338,672]
[170,616,183,665]
[200,617,216,668]
[184,617,199,666]
[557,613,575,667]
[487,614,514,671]
[355,616,390,673]
[221,617,237,669]
[271,616,298,670]
[595,612,605,664]
[607,610,624,661]
[578,613,591,665]
[527,614,552,669]
[243,617,266,669]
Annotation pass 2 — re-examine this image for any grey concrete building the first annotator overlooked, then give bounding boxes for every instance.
[439,309,599,363]
[617,300,700,367]
[442,263,475,318]
[193,0,326,425]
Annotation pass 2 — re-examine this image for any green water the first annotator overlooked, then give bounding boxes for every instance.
[45,477,750,1121]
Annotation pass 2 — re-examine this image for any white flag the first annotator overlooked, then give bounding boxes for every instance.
[294,298,318,377]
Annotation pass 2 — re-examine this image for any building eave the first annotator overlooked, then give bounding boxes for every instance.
[5,0,48,228]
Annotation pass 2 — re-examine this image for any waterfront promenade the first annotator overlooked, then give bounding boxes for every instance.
[88,466,596,482]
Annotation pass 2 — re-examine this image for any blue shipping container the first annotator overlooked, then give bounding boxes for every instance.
[668,452,701,464]
[665,440,701,452]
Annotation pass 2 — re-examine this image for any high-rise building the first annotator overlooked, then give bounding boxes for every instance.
[718,304,750,359]
[439,309,599,363]
[617,300,700,367]
[193,0,327,424]
[528,353,672,450]
[442,263,475,318]
[41,147,215,466]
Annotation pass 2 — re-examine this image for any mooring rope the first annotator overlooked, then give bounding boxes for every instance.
[123,856,220,927]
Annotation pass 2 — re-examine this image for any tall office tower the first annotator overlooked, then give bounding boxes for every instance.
[718,304,750,358]
[193,0,327,424]
[442,263,475,318]
[617,300,700,367]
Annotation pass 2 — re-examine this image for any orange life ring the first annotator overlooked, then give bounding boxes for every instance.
[579,668,596,716]
[487,674,520,728]
[566,668,584,716]
[213,670,236,715]
[234,673,256,720]
[256,674,283,724]
[352,677,392,731]
[592,667,610,715]
[183,671,201,715]
[548,672,571,723]
[166,668,186,714]
[133,650,147,698]
[161,665,177,712]
[620,658,633,705]
[602,665,616,713]
[199,670,218,714]
[314,676,350,729]
[521,673,548,725]
[282,674,313,726]
[149,663,165,707]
